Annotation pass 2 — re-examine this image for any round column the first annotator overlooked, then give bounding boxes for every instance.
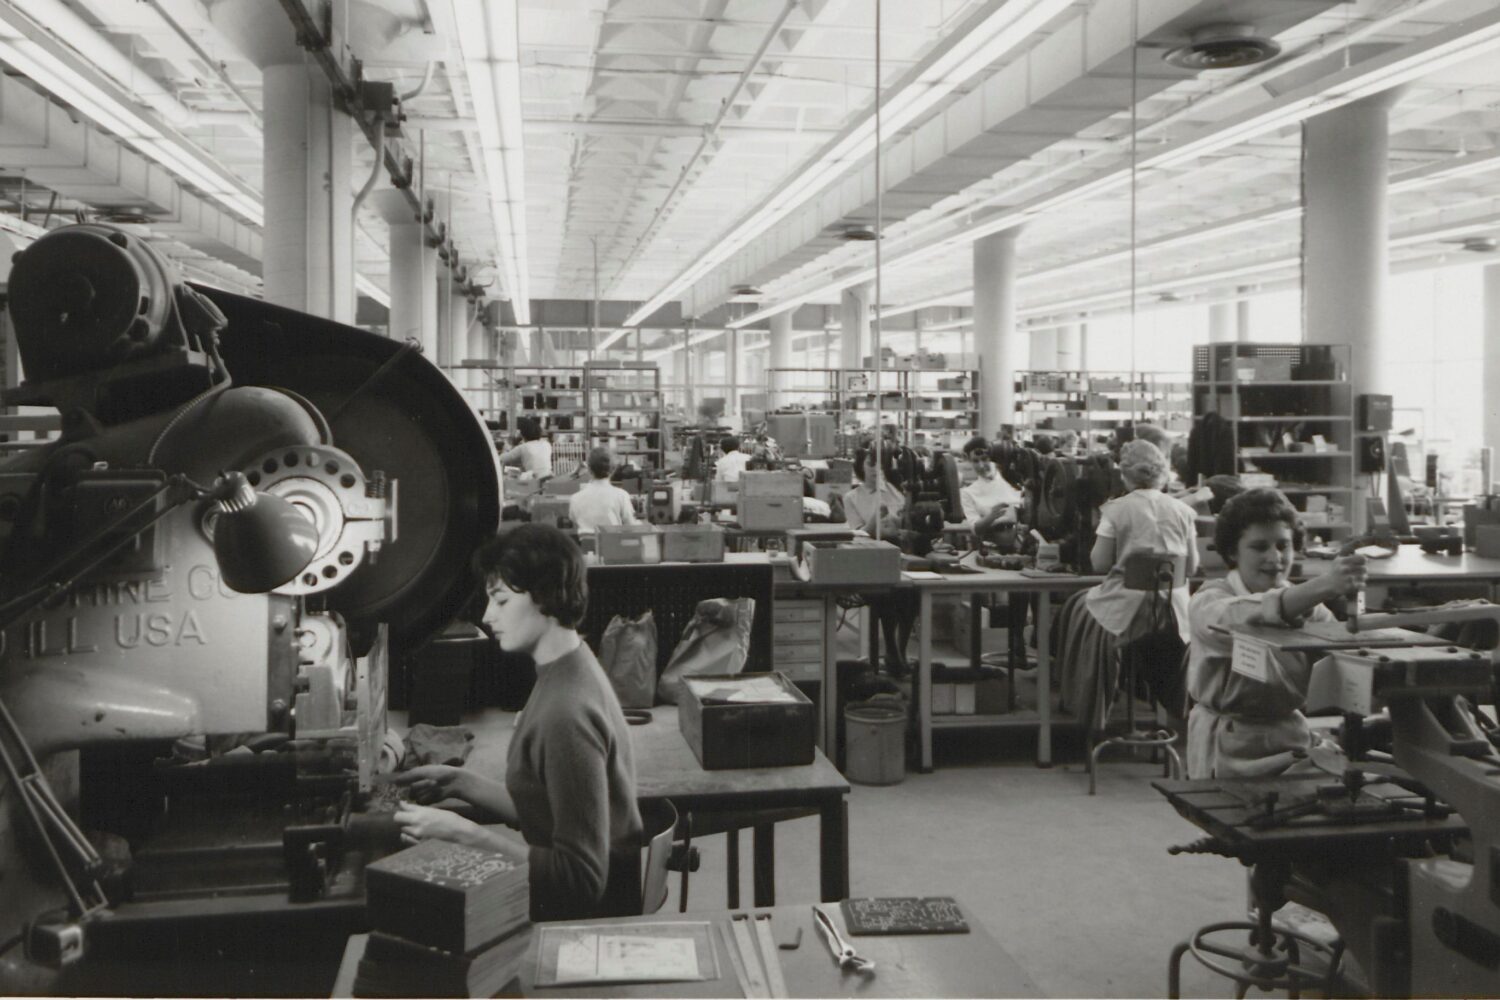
[1303,94,1397,393]
[768,311,794,372]
[974,230,1021,438]
[840,282,872,370]
[1208,299,1235,344]
[1236,286,1254,341]
[1484,263,1500,478]
[1055,323,1081,370]
[263,63,353,321]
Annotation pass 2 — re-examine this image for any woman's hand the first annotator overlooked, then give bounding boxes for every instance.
[1319,553,1368,600]
[392,764,471,805]
[394,803,483,847]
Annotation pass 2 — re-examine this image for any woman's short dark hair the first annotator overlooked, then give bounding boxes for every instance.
[1214,488,1300,568]
[720,435,740,454]
[853,445,896,481]
[962,436,990,459]
[472,524,588,627]
[518,415,543,441]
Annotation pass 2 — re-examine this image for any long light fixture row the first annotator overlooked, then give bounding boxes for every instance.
[452,0,531,326]
[724,3,1500,331]
[0,13,263,226]
[616,0,1077,331]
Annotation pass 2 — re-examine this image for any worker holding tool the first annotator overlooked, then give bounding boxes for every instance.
[1185,489,1367,779]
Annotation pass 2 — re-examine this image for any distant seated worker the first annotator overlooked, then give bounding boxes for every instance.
[714,435,752,482]
[500,416,553,477]
[843,445,918,675]
[568,447,638,533]
[959,436,1022,539]
[1132,422,1171,453]
[1057,430,1080,455]
[1187,488,1367,779]
[393,525,643,921]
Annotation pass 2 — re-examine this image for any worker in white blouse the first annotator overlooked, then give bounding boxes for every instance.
[959,437,1023,540]
[714,435,752,482]
[500,416,553,477]
[568,447,638,533]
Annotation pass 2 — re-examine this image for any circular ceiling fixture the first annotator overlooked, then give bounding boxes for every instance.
[1163,24,1281,71]
[838,224,878,242]
[730,284,764,299]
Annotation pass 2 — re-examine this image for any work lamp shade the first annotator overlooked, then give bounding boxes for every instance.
[211,473,321,593]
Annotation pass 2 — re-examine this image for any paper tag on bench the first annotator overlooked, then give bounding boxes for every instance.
[1230,634,1273,683]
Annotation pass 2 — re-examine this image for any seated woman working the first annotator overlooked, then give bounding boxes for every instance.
[1187,488,1367,779]
[843,444,919,676]
[393,524,644,921]
[1060,441,1197,731]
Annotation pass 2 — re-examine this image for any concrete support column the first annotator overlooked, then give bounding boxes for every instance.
[389,215,439,357]
[1029,328,1057,371]
[1303,92,1398,532]
[1208,299,1235,344]
[438,280,468,373]
[727,330,739,423]
[263,62,354,322]
[768,311,794,373]
[1484,264,1500,467]
[1077,319,1090,371]
[1303,93,1397,394]
[1055,324,1081,370]
[974,229,1022,438]
[1236,286,1254,342]
[840,282,872,370]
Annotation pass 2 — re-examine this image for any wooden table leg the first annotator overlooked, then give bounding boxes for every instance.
[819,796,850,902]
[753,824,775,908]
[726,829,740,909]
[918,587,934,772]
[1037,590,1053,768]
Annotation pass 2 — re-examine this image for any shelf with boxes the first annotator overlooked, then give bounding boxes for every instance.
[766,368,979,457]
[1013,370,1193,445]
[1191,343,1355,537]
[584,361,664,471]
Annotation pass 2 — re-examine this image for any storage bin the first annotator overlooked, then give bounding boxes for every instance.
[844,700,906,785]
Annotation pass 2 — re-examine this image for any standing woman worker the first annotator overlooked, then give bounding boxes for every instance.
[1187,488,1367,778]
[393,524,644,921]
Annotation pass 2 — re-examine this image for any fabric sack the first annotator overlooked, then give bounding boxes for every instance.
[656,598,756,704]
[599,611,657,709]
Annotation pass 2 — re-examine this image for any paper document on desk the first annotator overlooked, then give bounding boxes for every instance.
[904,570,944,581]
[537,923,719,986]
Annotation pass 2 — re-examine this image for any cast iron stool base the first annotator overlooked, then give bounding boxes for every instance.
[1168,919,1344,999]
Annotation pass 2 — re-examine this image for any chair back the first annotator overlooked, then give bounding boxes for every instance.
[638,799,678,914]
[1120,550,1185,592]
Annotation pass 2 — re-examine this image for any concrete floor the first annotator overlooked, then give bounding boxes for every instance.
[667,728,1250,998]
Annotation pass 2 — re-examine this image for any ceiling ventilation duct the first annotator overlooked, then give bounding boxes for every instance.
[1162,24,1281,71]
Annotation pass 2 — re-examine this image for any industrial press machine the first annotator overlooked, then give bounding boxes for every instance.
[1158,606,1500,997]
[0,224,500,994]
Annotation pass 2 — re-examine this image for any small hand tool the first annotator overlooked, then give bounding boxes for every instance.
[730,913,770,998]
[812,905,875,974]
[753,913,789,998]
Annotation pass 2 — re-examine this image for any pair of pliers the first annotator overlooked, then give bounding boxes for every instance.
[812,906,875,974]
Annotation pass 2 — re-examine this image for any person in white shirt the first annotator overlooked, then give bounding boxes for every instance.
[958,437,1022,540]
[500,416,553,477]
[714,436,752,482]
[842,444,917,676]
[567,447,638,533]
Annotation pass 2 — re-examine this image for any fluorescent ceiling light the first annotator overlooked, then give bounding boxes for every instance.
[619,0,1076,330]
[737,6,1500,327]
[0,20,263,227]
[452,0,531,326]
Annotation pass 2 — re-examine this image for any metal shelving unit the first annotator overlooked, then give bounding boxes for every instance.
[1192,342,1356,538]
[585,360,664,471]
[767,367,980,456]
[1012,370,1193,445]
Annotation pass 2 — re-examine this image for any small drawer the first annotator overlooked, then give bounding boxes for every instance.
[773,620,823,644]
[773,639,823,663]
[774,600,823,623]
[778,661,822,683]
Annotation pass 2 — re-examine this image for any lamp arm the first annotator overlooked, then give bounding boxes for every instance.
[0,474,210,634]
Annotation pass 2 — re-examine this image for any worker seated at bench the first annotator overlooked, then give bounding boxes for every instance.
[1186,488,1367,779]
[569,447,639,533]
[1057,441,1197,735]
[393,525,645,921]
[500,415,553,477]
[959,435,1022,545]
[843,444,919,677]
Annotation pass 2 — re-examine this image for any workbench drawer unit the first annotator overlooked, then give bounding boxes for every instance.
[774,599,825,683]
